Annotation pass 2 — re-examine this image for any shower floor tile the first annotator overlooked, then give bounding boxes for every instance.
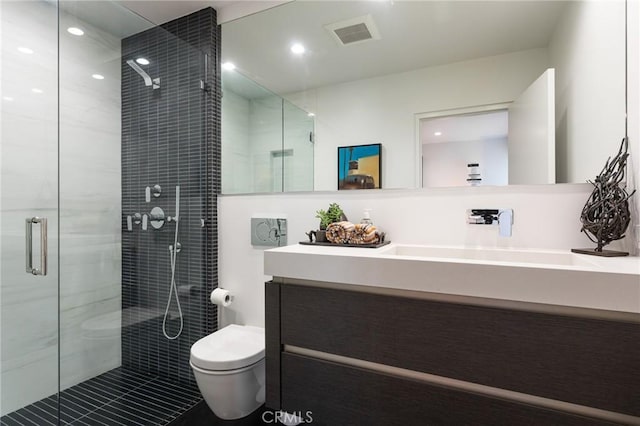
[0,367,201,426]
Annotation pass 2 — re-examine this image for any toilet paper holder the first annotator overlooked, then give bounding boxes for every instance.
[210,288,233,307]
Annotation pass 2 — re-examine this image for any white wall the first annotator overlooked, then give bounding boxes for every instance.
[423,138,508,188]
[218,183,636,329]
[549,0,627,183]
[285,48,549,191]
[628,0,640,252]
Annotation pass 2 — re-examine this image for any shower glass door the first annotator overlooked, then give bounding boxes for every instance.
[3,1,212,424]
[1,0,60,420]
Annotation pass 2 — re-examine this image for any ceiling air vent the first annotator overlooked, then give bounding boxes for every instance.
[325,14,381,46]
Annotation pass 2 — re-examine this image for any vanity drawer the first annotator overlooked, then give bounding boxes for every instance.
[280,283,640,417]
[281,353,616,426]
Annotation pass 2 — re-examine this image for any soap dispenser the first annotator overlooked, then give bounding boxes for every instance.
[360,209,373,225]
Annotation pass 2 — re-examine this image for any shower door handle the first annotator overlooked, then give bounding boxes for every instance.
[25,217,47,276]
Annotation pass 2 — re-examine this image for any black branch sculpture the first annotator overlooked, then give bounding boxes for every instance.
[572,137,635,256]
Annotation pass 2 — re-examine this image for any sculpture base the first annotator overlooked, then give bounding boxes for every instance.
[571,248,629,257]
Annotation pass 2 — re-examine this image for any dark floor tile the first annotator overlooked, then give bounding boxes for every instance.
[10,406,56,426]
[63,386,111,409]
[59,393,94,422]
[1,367,203,426]
[2,411,42,426]
[0,414,28,426]
[25,402,57,424]
[87,404,155,426]
[168,402,269,426]
[71,410,127,426]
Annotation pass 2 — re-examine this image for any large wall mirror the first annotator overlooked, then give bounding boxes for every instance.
[221,0,626,192]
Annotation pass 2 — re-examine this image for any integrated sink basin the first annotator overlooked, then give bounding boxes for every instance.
[376,244,600,267]
[265,243,640,313]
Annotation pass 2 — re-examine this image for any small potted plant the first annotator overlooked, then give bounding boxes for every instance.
[314,203,346,242]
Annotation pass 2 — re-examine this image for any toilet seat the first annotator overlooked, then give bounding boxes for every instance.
[190,359,262,376]
[190,324,265,371]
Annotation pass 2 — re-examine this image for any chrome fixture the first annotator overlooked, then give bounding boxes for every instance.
[144,185,162,203]
[145,184,162,202]
[126,59,160,89]
[467,209,514,237]
[127,200,166,231]
[126,208,164,231]
[251,217,287,246]
[149,206,165,230]
[163,185,183,340]
[126,212,142,231]
[25,217,47,276]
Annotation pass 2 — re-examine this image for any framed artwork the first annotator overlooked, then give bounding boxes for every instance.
[337,143,381,190]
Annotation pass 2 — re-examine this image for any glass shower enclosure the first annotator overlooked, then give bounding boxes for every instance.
[221,69,315,194]
[1,1,214,424]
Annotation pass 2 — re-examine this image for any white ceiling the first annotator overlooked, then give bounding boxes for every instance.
[421,110,508,145]
[222,1,568,94]
[76,1,568,98]
[117,0,286,25]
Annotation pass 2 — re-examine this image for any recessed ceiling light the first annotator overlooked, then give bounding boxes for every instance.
[307,112,315,117]
[434,131,442,136]
[3,96,14,101]
[135,58,150,65]
[92,74,105,80]
[67,27,84,36]
[222,62,236,71]
[18,47,34,54]
[31,88,43,94]
[290,43,305,55]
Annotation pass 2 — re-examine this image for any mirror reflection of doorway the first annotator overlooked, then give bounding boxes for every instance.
[420,108,509,188]
[417,68,555,188]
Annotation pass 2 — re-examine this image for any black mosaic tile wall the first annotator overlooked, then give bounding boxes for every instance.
[121,8,220,387]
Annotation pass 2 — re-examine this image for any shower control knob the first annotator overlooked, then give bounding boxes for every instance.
[150,207,165,230]
[133,213,142,225]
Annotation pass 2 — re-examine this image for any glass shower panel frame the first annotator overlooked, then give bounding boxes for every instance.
[58,1,209,424]
[1,0,60,418]
[283,100,314,192]
[56,1,161,400]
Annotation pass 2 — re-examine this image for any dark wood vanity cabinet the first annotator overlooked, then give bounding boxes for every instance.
[265,281,640,426]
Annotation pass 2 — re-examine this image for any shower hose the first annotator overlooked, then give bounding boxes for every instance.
[162,203,184,340]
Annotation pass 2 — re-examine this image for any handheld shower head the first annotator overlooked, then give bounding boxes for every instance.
[175,185,180,221]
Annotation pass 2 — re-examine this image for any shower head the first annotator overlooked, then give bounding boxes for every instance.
[126,59,160,89]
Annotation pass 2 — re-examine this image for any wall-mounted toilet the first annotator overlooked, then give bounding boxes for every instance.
[190,324,265,420]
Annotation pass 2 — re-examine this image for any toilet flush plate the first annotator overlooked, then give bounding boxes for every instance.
[251,218,287,247]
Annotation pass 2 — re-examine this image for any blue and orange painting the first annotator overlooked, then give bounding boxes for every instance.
[338,144,381,190]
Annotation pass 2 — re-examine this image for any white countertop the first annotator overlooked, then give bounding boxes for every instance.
[264,243,640,314]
